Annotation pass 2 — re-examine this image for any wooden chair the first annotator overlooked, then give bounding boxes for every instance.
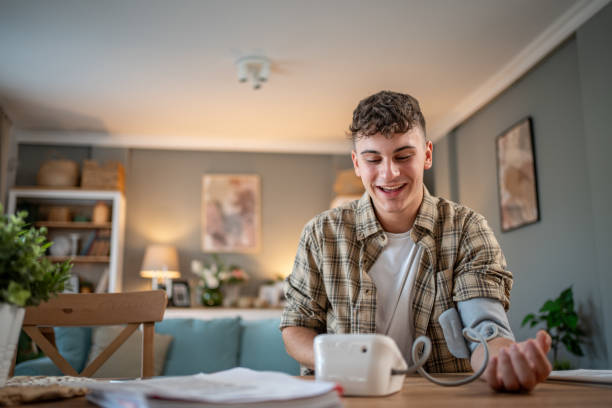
[21,290,167,378]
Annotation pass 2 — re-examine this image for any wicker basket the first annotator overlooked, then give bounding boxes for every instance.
[47,206,71,222]
[37,159,79,187]
[81,160,125,192]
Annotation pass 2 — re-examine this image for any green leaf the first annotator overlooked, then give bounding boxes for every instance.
[563,314,578,330]
[540,299,561,313]
[0,204,73,307]
[521,313,535,327]
[6,281,31,307]
[539,300,553,312]
[546,314,562,328]
[561,331,584,357]
[560,287,573,303]
[525,286,584,362]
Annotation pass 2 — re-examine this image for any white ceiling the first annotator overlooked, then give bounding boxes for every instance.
[0,0,608,154]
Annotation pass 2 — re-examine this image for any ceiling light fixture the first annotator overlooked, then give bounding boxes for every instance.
[236,55,270,90]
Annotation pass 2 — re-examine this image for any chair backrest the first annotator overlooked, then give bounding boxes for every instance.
[22,290,167,378]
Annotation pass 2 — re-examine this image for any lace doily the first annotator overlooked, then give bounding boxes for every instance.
[0,376,93,407]
[5,375,97,387]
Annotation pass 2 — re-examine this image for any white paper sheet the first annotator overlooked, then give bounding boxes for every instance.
[548,369,612,384]
[79,368,337,404]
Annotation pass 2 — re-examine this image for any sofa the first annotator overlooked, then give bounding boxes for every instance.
[14,317,300,377]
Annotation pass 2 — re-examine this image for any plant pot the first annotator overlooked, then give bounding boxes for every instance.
[201,287,223,307]
[0,303,25,386]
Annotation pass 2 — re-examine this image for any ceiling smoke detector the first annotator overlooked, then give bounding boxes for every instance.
[236,55,270,90]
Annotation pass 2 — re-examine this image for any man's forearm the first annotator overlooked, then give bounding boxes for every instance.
[281,326,318,369]
[470,336,515,372]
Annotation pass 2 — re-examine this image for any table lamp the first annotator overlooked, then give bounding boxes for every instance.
[140,244,181,298]
[330,169,364,209]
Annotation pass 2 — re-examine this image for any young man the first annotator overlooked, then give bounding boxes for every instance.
[280,91,552,392]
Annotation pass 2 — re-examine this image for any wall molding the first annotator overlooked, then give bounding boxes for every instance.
[429,0,611,143]
[15,129,352,155]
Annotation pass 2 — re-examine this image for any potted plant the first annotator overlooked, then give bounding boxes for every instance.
[521,286,585,370]
[0,206,72,385]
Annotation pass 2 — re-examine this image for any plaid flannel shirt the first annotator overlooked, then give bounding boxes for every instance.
[280,187,513,373]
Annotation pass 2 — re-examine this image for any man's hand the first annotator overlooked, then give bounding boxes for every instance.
[473,330,552,392]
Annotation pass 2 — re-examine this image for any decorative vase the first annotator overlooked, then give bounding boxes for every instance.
[0,303,25,386]
[201,287,223,307]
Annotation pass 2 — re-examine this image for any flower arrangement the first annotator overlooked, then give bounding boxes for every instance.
[191,254,248,306]
[191,254,248,289]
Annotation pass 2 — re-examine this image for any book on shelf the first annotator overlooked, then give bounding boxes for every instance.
[63,275,80,293]
[80,231,97,256]
[87,229,111,256]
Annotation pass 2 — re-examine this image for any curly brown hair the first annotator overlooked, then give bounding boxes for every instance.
[348,90,426,143]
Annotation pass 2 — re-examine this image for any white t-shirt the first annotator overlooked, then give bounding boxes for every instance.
[368,230,423,363]
[368,231,515,364]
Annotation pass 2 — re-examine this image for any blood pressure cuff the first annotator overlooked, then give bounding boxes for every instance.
[439,297,515,359]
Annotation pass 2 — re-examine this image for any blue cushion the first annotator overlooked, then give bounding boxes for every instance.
[55,327,92,372]
[14,326,91,375]
[14,357,64,376]
[238,318,300,375]
[156,318,241,375]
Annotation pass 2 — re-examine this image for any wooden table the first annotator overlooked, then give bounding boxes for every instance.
[11,375,612,407]
[345,375,612,408]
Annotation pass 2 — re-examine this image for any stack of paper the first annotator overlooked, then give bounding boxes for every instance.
[81,368,342,408]
[548,369,612,385]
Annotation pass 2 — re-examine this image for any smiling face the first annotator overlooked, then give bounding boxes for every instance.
[351,127,433,233]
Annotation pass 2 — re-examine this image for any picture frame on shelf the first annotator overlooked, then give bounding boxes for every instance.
[171,280,191,307]
[257,281,285,307]
[64,275,79,294]
[496,117,540,232]
[201,174,261,253]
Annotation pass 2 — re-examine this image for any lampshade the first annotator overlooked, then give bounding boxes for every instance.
[140,244,181,279]
[333,169,364,196]
[330,168,365,209]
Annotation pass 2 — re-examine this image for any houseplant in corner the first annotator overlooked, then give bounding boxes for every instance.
[521,286,585,370]
[0,206,72,386]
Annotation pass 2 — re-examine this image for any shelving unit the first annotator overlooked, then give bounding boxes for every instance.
[8,187,125,292]
[35,221,112,229]
[46,256,111,263]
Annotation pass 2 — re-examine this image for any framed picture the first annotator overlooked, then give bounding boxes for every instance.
[202,174,261,253]
[257,281,285,307]
[171,281,191,307]
[496,117,540,232]
[63,275,79,294]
